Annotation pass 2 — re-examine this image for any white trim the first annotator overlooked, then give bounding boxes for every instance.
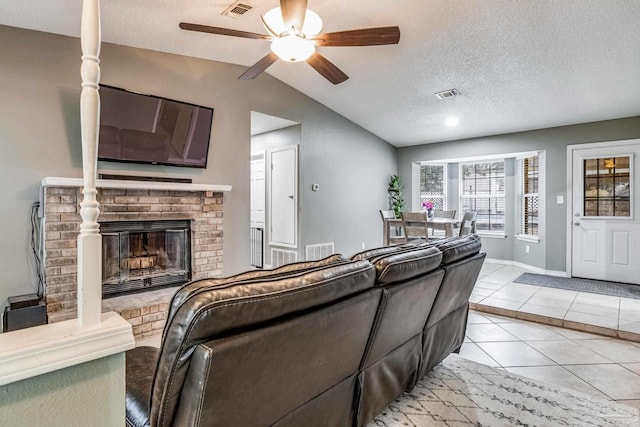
[421,151,540,164]
[0,312,134,386]
[515,234,540,243]
[484,258,567,277]
[42,176,232,192]
[478,233,507,239]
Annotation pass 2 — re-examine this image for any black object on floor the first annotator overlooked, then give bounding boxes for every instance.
[3,302,47,332]
[514,273,640,300]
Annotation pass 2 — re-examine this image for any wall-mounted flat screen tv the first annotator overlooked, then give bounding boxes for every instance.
[98,85,214,168]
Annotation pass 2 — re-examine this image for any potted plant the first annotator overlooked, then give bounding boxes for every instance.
[387,175,405,218]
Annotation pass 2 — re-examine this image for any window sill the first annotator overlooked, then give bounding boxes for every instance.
[477,233,507,239]
[515,234,540,243]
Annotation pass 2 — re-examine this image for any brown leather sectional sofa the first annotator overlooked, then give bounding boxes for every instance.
[125,234,485,427]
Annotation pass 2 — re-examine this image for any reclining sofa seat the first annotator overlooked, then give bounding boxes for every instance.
[350,246,444,426]
[416,234,485,376]
[125,255,381,427]
[350,234,484,426]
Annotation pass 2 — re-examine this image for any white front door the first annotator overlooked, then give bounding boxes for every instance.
[570,140,640,284]
[269,145,298,248]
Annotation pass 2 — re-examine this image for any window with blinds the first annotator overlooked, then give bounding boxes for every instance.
[459,161,505,233]
[420,164,446,210]
[519,156,539,236]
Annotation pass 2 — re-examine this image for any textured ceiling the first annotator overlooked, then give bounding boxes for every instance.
[1,0,639,147]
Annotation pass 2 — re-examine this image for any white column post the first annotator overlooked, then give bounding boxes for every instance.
[77,0,102,326]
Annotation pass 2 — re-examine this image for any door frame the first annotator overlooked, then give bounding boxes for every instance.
[565,138,639,278]
[250,150,266,229]
[267,144,299,249]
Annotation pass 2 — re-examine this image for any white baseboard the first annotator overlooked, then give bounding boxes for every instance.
[485,258,567,277]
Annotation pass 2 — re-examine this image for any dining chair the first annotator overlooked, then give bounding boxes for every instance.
[401,211,429,242]
[379,210,396,220]
[434,210,456,219]
[459,211,478,236]
[380,210,404,245]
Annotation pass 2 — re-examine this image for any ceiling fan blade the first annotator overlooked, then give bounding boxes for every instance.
[280,0,307,31]
[312,26,400,47]
[179,22,272,40]
[238,52,279,80]
[306,52,349,85]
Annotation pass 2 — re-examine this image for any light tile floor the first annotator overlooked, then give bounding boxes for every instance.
[464,261,640,409]
[472,262,640,339]
[462,310,640,410]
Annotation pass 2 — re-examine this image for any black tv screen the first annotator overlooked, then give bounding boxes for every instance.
[98,85,213,168]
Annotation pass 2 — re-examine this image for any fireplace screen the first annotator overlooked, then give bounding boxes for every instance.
[101,220,191,297]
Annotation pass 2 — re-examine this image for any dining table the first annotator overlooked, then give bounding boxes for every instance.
[382,216,461,246]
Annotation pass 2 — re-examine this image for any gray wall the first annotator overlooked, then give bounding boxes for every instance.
[0,353,125,426]
[398,116,640,271]
[0,25,397,312]
[251,124,300,153]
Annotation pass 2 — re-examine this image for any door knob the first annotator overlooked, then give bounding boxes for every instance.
[288,195,294,199]
[574,222,580,226]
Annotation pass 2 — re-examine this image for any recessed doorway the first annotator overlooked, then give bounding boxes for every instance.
[250,111,300,268]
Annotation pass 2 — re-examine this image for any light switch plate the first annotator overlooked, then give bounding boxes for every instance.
[557,195,564,204]
[312,184,319,191]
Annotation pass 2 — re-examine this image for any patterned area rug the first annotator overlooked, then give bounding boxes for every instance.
[514,273,640,300]
[368,355,639,426]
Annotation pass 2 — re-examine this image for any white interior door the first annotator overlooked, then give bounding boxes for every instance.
[269,145,298,248]
[570,140,640,284]
[250,152,265,229]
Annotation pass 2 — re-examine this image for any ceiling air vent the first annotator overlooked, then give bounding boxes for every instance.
[435,89,460,100]
[222,1,253,19]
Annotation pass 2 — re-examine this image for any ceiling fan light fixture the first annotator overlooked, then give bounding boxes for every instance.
[262,7,323,35]
[271,34,315,62]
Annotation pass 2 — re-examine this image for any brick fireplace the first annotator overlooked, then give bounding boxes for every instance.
[41,177,229,337]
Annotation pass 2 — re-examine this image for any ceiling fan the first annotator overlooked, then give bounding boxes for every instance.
[179,0,400,85]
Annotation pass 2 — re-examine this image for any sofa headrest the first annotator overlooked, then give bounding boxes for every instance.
[152,259,376,424]
[350,243,416,261]
[167,259,373,344]
[165,254,348,329]
[414,235,459,248]
[433,234,482,264]
[373,247,443,285]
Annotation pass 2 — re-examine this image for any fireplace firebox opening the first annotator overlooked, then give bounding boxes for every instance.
[101,220,191,297]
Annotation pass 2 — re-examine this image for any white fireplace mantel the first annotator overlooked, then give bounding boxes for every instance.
[42,176,232,193]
